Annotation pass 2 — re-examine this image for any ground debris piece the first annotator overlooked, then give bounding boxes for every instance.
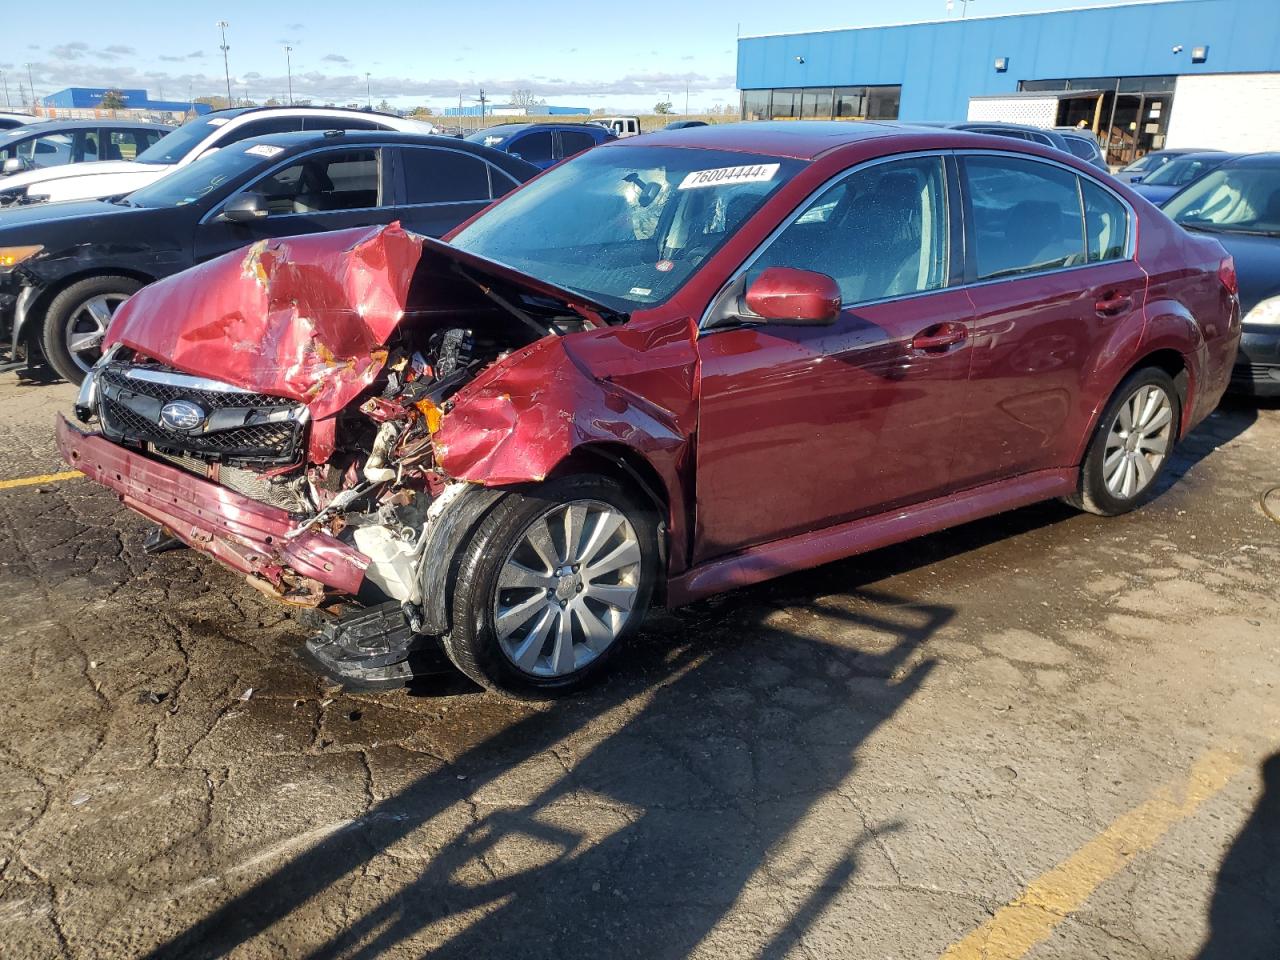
[238,687,255,702]
[137,690,169,705]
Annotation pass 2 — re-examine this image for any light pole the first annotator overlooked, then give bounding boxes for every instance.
[217,20,232,107]
[284,45,294,105]
[365,72,372,109]
[24,62,35,112]
[1,70,9,110]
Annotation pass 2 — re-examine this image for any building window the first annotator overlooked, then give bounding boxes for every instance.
[741,85,901,121]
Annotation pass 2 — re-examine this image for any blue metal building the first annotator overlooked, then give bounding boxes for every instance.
[737,0,1280,158]
[40,88,212,115]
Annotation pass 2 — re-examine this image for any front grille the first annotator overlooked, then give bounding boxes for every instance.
[97,364,306,466]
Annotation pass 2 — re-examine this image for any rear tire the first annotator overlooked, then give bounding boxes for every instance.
[40,275,143,385]
[443,474,658,699]
[1068,366,1180,517]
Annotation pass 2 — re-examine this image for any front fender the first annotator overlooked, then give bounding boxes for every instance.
[433,319,700,572]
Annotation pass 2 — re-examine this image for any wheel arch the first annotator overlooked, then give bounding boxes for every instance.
[16,267,157,346]
[1072,346,1192,469]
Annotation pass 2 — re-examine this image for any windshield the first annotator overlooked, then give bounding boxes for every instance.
[135,114,235,165]
[451,145,802,310]
[126,141,277,208]
[1163,165,1280,236]
[1144,155,1220,187]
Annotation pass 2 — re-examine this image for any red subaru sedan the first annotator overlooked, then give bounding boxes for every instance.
[58,122,1240,698]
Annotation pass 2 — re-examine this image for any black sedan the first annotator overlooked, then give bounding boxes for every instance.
[1162,153,1280,396]
[0,130,538,383]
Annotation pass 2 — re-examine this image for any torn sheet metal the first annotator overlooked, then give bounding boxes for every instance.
[103,223,425,422]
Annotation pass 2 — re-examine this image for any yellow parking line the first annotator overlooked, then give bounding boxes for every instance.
[0,470,82,491]
[939,748,1241,960]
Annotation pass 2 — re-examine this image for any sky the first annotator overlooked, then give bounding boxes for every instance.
[2,0,1175,114]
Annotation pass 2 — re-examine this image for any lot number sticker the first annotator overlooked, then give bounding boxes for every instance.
[678,164,780,190]
[245,144,285,158]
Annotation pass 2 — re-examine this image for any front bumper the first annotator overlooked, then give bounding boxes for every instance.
[56,416,369,598]
[1230,325,1280,396]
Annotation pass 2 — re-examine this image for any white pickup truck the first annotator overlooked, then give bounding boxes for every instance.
[591,116,641,138]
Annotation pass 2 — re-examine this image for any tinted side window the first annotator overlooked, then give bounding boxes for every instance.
[302,116,381,131]
[402,148,491,204]
[221,116,304,145]
[1064,138,1096,161]
[558,130,597,158]
[249,148,381,215]
[750,156,950,305]
[511,131,553,164]
[1082,179,1128,262]
[106,129,157,160]
[963,156,1085,279]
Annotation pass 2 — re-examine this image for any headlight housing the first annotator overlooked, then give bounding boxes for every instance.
[1243,296,1280,327]
[0,244,43,270]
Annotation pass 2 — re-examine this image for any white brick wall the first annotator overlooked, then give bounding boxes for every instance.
[1166,73,1280,152]
[966,97,1059,127]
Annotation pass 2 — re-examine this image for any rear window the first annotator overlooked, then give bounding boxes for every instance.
[962,155,1086,279]
[1064,138,1097,161]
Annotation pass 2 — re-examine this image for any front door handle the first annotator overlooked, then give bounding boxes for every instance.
[911,322,968,353]
[1095,292,1133,316]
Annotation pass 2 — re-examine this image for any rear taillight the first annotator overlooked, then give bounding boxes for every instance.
[1219,256,1239,297]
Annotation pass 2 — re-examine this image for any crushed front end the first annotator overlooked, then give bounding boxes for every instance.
[59,222,616,686]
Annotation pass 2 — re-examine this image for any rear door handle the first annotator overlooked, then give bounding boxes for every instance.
[1095,293,1133,316]
[911,322,968,353]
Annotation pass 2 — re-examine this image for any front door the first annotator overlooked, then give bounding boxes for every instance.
[694,154,973,562]
[194,146,391,262]
[950,154,1147,487]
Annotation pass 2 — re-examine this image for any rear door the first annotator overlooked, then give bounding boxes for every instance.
[556,128,599,162]
[950,153,1145,487]
[694,154,974,560]
[193,145,391,261]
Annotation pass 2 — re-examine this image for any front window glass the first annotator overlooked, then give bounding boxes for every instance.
[963,156,1086,279]
[245,149,381,214]
[749,156,949,304]
[21,133,74,167]
[403,148,490,204]
[125,143,273,207]
[451,146,802,310]
[512,131,553,164]
[1163,165,1280,236]
[136,114,239,165]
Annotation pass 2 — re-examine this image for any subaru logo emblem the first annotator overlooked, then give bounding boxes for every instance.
[159,400,206,432]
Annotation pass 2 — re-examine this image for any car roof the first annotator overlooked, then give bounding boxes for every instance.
[0,118,169,132]
[204,104,413,123]
[632,120,910,160]
[475,122,601,134]
[224,129,539,173]
[1217,152,1280,169]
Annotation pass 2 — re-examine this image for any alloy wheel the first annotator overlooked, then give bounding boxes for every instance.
[64,292,129,375]
[493,499,642,678]
[1103,383,1174,499]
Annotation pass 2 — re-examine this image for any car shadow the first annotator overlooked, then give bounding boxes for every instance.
[1156,395,1260,494]
[1196,752,1280,959]
[142,582,947,960]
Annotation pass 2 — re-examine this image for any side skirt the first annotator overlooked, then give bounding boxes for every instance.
[666,468,1077,607]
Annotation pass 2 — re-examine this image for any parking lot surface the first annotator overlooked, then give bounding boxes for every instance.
[0,375,1277,959]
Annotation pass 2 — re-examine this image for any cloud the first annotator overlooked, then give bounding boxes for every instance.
[681,55,694,61]
[19,61,738,106]
[49,42,91,60]
[103,44,136,57]
[286,22,305,31]
[321,54,350,64]
[159,51,204,63]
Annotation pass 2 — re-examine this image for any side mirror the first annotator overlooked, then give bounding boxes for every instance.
[743,267,842,326]
[218,193,269,223]
[1129,175,1144,183]
[2,157,30,175]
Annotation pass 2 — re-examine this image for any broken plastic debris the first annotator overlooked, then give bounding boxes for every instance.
[239,687,255,701]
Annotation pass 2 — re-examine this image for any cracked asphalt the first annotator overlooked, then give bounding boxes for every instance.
[0,375,1277,960]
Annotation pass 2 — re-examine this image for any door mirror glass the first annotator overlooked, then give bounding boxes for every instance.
[743,267,841,325]
[2,156,29,174]
[219,192,269,223]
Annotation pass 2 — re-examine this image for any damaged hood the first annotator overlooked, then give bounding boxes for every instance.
[102,224,615,420]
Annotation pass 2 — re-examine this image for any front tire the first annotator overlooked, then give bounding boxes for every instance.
[1069,366,1180,516]
[40,275,143,385]
[443,475,658,699]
